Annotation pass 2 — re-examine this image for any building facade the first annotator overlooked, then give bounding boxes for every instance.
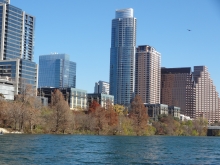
[94,81,109,94]
[109,8,136,105]
[0,1,38,94]
[0,59,38,94]
[161,67,195,117]
[87,93,114,109]
[0,76,14,100]
[144,103,168,121]
[38,87,87,110]
[193,66,220,123]
[168,106,181,119]
[135,45,161,104]
[145,103,180,121]
[38,54,76,88]
[69,61,76,88]
[161,66,220,123]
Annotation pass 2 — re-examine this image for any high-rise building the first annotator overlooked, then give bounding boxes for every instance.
[0,0,37,94]
[94,81,109,94]
[109,8,136,105]
[193,66,219,123]
[0,1,35,61]
[161,66,220,123]
[161,67,195,117]
[38,53,76,88]
[135,45,161,104]
[69,61,76,88]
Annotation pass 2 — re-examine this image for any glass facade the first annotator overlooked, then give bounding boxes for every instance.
[38,54,76,88]
[0,0,10,4]
[87,93,114,109]
[0,59,37,94]
[0,60,17,81]
[70,88,87,110]
[69,61,76,88]
[0,83,14,100]
[0,2,35,61]
[2,4,23,60]
[37,87,87,110]
[0,1,38,95]
[109,8,136,105]
[20,59,37,88]
[22,14,35,61]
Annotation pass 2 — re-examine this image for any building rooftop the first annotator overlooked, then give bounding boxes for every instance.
[161,67,191,74]
[115,8,133,18]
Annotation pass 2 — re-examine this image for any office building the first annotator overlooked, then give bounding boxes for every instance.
[135,45,161,104]
[109,8,136,105]
[0,59,38,94]
[193,66,219,123]
[69,61,76,88]
[38,53,76,88]
[161,66,220,123]
[168,106,181,119]
[0,1,38,94]
[0,76,14,100]
[94,81,109,94]
[161,67,195,117]
[144,103,168,121]
[87,93,114,109]
[0,1,35,60]
[144,103,180,121]
[38,87,87,110]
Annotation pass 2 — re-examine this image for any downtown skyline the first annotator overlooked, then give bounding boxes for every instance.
[11,0,220,93]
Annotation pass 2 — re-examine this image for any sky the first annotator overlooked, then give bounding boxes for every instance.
[12,0,220,93]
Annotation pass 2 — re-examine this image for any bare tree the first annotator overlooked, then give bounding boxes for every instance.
[130,95,148,136]
[49,89,71,134]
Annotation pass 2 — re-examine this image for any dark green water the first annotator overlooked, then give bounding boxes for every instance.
[0,135,220,164]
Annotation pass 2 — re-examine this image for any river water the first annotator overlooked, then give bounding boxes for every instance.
[0,135,220,164]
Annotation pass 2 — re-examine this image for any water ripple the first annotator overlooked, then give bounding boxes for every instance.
[1,135,220,164]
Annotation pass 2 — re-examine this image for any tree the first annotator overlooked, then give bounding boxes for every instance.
[49,89,71,134]
[93,107,108,135]
[105,103,118,135]
[114,104,125,115]
[129,95,148,136]
[88,100,100,113]
[0,95,7,127]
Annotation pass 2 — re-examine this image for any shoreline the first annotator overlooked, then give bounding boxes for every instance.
[0,128,23,134]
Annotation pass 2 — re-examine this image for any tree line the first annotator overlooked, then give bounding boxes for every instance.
[0,87,208,136]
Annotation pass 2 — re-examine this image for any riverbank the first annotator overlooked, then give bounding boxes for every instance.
[0,128,23,134]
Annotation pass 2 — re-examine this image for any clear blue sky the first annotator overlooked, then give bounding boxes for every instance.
[12,0,220,93]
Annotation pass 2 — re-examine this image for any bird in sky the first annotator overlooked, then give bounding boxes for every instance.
[187,29,191,31]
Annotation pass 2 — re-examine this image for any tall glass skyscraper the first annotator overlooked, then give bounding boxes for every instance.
[109,8,136,105]
[38,54,76,88]
[0,1,37,94]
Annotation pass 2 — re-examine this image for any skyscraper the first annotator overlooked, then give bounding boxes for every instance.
[0,0,38,94]
[161,67,195,117]
[161,66,220,123]
[135,45,161,104]
[0,1,35,60]
[38,53,76,88]
[94,81,109,94]
[109,8,136,105]
[193,66,219,123]
[69,61,76,88]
